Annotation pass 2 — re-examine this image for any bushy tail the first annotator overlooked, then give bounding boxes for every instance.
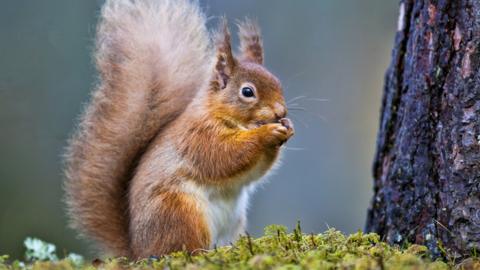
[65,0,212,256]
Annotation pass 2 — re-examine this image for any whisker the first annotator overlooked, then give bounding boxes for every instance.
[308,112,327,122]
[289,109,327,123]
[286,95,307,105]
[288,112,309,128]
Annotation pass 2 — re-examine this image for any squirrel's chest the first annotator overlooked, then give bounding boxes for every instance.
[204,187,252,246]
[182,181,254,247]
[179,152,282,246]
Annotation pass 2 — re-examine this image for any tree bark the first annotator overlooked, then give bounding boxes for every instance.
[366,0,480,258]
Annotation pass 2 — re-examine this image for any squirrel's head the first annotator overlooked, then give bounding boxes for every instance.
[207,19,286,129]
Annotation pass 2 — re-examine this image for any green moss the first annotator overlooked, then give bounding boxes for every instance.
[0,225,471,269]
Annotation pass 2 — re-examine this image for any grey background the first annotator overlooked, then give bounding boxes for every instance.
[0,0,398,259]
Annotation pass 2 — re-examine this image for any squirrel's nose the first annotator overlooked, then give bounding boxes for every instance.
[273,102,286,121]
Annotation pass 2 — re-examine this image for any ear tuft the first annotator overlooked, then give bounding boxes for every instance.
[214,18,236,89]
[237,18,264,65]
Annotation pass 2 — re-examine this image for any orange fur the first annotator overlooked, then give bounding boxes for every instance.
[129,189,211,258]
[65,0,293,259]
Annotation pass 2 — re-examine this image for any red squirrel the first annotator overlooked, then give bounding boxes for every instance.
[65,0,294,259]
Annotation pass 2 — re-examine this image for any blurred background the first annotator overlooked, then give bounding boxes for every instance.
[0,0,398,259]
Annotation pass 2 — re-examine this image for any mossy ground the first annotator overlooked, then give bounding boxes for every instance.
[0,225,478,269]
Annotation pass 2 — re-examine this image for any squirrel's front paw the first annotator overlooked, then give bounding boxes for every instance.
[261,118,294,146]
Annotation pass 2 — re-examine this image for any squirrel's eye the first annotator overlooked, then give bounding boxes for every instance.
[241,87,255,98]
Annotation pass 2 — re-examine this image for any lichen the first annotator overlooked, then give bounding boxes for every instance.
[0,225,473,269]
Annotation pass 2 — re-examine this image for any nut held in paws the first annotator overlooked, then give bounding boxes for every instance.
[279,118,293,130]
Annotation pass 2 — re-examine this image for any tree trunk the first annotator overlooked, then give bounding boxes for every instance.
[366,0,480,258]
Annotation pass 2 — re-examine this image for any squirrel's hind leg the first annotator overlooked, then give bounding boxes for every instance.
[129,190,211,258]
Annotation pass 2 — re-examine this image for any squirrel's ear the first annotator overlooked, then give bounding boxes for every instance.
[237,18,264,65]
[214,18,236,89]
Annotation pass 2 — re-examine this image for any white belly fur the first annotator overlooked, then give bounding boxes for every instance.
[181,179,255,247]
[180,152,282,247]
